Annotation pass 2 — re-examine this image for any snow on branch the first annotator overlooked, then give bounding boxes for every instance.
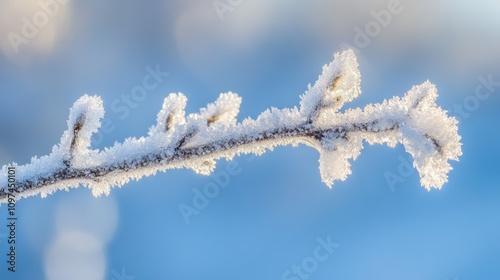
[0,50,462,204]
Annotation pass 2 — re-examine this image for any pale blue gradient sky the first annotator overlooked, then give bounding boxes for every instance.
[0,1,499,279]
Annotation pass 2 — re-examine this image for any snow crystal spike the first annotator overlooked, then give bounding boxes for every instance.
[0,50,462,204]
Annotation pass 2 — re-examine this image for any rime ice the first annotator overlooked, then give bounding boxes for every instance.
[0,50,462,203]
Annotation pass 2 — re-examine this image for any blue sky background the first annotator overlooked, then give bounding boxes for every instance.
[0,0,499,279]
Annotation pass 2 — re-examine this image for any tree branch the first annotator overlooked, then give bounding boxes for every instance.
[0,50,462,204]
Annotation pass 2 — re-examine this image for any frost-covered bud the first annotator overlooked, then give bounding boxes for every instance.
[300,49,361,120]
[198,92,241,127]
[149,93,187,135]
[56,94,104,167]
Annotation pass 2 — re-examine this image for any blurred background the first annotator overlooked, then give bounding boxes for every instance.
[0,0,499,279]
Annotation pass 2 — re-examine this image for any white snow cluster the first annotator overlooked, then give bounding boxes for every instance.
[0,50,462,203]
[148,93,187,135]
[300,49,361,118]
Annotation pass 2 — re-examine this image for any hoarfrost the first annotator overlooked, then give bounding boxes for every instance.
[0,50,462,203]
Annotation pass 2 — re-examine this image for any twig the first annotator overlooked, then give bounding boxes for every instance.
[0,50,462,204]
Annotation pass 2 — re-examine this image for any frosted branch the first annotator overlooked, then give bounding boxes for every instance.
[0,50,462,204]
